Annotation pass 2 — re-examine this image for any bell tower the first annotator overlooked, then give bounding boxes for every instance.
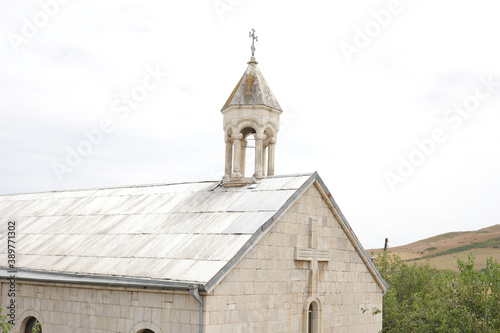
[221,29,282,186]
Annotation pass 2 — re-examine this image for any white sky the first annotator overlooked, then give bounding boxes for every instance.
[1,0,499,249]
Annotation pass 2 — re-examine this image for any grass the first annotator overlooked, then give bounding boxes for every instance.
[417,237,500,260]
[430,231,469,242]
[368,225,500,272]
[417,248,500,271]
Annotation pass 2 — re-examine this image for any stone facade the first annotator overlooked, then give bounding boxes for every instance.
[204,183,383,332]
[1,282,199,333]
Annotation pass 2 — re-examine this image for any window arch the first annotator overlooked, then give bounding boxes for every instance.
[24,317,42,333]
[303,298,321,333]
[129,321,161,333]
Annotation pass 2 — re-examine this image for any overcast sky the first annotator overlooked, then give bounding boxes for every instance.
[1,0,499,249]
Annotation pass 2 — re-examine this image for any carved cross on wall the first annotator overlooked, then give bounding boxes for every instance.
[295,218,332,295]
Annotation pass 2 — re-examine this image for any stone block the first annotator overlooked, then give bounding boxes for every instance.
[116,318,127,332]
[170,309,180,323]
[152,307,162,324]
[161,308,171,322]
[119,291,131,306]
[244,281,254,295]
[99,290,111,304]
[134,306,144,321]
[144,307,152,321]
[172,293,187,309]
[112,304,121,318]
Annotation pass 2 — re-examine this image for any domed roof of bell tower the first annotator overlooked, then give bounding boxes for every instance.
[221,56,282,112]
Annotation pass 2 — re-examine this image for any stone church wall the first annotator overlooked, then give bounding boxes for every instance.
[1,182,383,333]
[0,282,200,333]
[203,183,383,332]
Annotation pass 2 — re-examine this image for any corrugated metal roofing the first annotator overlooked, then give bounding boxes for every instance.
[0,174,312,285]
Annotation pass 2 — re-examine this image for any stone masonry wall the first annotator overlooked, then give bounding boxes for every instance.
[203,183,383,333]
[0,282,200,333]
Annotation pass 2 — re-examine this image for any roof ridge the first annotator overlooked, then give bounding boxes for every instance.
[0,179,222,197]
[0,174,316,196]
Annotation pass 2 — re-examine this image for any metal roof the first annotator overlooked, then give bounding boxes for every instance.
[0,175,310,285]
[0,173,387,293]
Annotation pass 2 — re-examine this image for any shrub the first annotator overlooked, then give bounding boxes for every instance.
[373,252,500,332]
[0,307,13,333]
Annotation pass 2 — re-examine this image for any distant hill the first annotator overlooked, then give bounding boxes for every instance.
[367,225,500,271]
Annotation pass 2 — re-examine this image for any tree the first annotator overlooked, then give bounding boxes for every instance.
[441,255,500,332]
[33,320,41,333]
[373,252,500,332]
[0,307,13,333]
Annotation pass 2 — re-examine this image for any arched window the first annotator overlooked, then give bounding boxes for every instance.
[138,330,155,333]
[308,303,313,333]
[304,300,320,333]
[25,317,42,333]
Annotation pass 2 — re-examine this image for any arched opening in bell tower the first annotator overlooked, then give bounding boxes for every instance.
[243,134,255,178]
[241,127,256,178]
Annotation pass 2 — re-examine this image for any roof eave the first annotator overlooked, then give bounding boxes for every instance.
[0,268,205,291]
[221,104,283,114]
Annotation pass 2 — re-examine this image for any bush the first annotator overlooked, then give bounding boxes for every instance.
[0,307,13,333]
[373,252,500,332]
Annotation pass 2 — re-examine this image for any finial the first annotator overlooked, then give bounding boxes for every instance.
[249,28,258,57]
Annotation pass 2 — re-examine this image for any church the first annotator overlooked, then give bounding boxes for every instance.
[1,35,387,332]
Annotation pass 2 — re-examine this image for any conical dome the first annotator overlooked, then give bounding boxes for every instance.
[221,57,282,112]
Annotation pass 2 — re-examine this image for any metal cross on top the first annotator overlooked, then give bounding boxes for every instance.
[295,218,332,295]
[249,28,258,57]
